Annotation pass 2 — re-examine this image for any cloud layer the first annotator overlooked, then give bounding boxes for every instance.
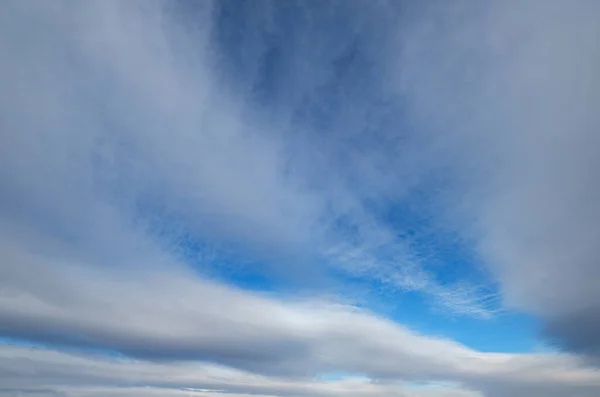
[2,0,600,396]
[394,0,600,357]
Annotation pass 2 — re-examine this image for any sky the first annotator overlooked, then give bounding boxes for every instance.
[2,0,600,396]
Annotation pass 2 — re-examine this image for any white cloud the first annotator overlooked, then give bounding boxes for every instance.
[0,229,480,377]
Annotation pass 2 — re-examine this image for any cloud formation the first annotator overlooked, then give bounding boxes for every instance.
[2,0,600,396]
[1,344,484,397]
[2,226,600,396]
[0,0,496,313]
[2,338,600,397]
[393,0,600,358]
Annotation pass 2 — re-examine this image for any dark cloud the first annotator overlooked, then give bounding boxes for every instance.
[544,306,600,362]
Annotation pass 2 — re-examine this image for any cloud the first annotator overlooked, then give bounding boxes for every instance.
[0,344,484,397]
[2,234,600,397]
[1,0,503,316]
[391,0,600,358]
[0,230,483,377]
[1,340,600,397]
[0,0,395,299]
[3,0,600,395]
[0,0,317,259]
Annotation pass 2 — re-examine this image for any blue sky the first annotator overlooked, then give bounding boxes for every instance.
[2,1,600,397]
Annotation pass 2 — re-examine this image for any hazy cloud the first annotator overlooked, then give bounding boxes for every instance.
[393,0,600,357]
[2,342,600,397]
[3,0,600,395]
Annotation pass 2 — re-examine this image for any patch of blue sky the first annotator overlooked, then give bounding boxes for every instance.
[388,293,541,354]
[130,196,279,291]
[325,265,539,354]
[363,198,544,352]
[378,198,491,289]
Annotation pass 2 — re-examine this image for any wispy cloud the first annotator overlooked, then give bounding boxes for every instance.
[0,0,493,313]
[3,0,600,395]
[2,231,600,396]
[392,0,600,358]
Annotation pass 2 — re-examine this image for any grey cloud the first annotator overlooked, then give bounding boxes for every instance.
[2,343,600,397]
[1,230,600,397]
[544,307,600,360]
[3,0,600,395]
[0,0,492,313]
[392,0,600,357]
[0,0,318,267]
[0,344,478,397]
[0,231,471,377]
